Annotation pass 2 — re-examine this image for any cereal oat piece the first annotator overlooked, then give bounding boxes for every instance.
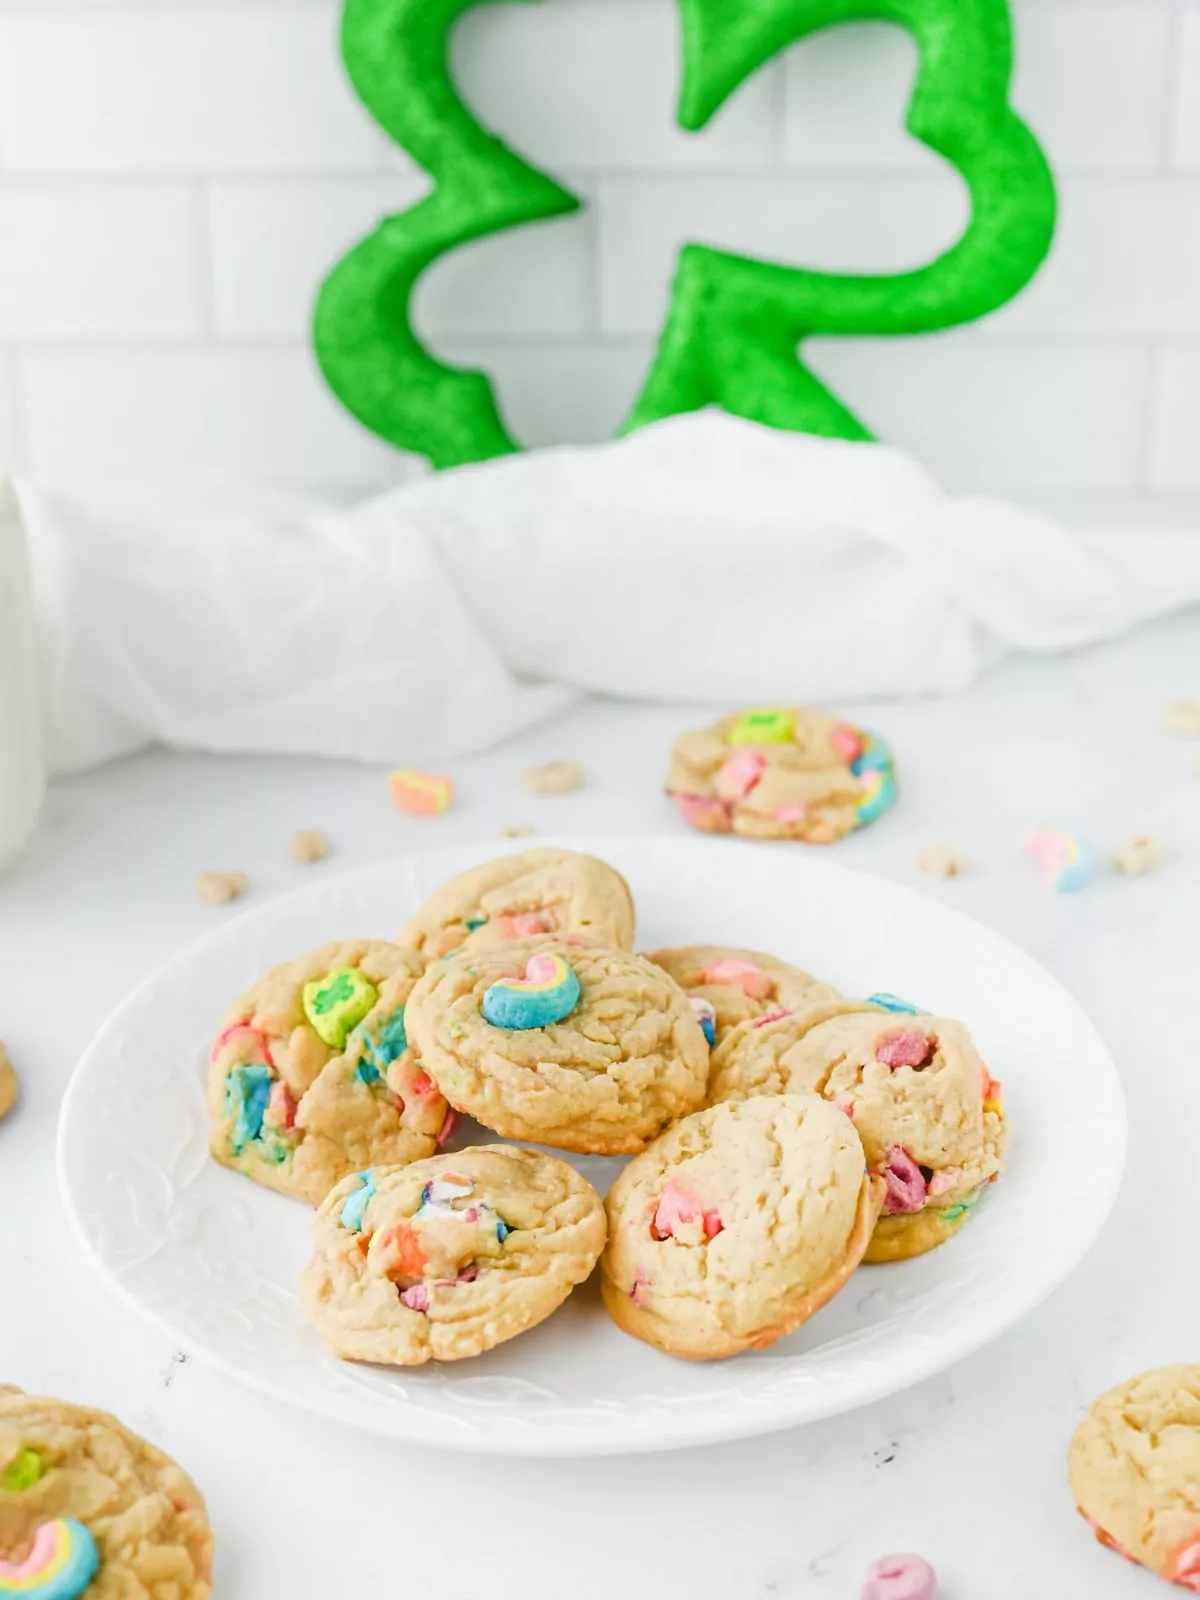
[1070,1364,1200,1589]
[861,1554,938,1600]
[0,1387,212,1597]
[916,843,966,878]
[301,1147,606,1365]
[289,828,331,865]
[600,1096,883,1359]
[389,769,454,816]
[1160,700,1200,738]
[0,1045,16,1120]
[523,760,583,796]
[1113,834,1164,877]
[499,823,534,839]
[195,870,248,905]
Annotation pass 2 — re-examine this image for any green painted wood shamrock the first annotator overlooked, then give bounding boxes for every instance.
[315,0,1056,470]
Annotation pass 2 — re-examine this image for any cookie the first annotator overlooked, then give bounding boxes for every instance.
[666,706,897,844]
[600,1096,883,1360]
[1069,1365,1200,1591]
[207,939,449,1203]
[405,937,710,1155]
[648,944,842,1048]
[0,1386,212,1598]
[708,1009,1007,1262]
[300,1147,606,1365]
[399,848,635,960]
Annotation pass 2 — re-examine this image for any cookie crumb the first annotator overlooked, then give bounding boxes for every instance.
[1113,835,1164,876]
[500,823,534,838]
[915,844,966,879]
[289,828,331,865]
[0,1044,17,1120]
[389,769,454,816]
[196,870,248,905]
[524,760,584,796]
[1159,700,1200,738]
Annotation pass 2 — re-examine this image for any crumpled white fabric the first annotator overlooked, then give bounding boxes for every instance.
[17,412,1200,774]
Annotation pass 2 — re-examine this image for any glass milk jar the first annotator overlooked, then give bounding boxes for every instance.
[0,481,44,871]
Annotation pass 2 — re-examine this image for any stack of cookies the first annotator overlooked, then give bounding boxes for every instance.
[205,848,1008,1366]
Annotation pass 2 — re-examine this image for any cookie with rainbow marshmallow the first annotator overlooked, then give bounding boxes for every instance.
[0,1386,212,1598]
[399,847,635,961]
[707,1004,1007,1262]
[404,936,710,1155]
[601,1096,884,1360]
[207,939,451,1204]
[647,944,842,1050]
[665,705,897,843]
[1070,1365,1200,1592]
[300,1147,606,1365]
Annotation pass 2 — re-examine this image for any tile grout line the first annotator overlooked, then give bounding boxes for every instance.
[191,179,218,344]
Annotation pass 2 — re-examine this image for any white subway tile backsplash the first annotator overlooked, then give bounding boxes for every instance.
[452,0,778,172]
[434,341,653,447]
[0,9,384,173]
[0,184,203,342]
[987,179,1200,336]
[0,0,1189,504]
[783,8,1170,174]
[1151,349,1200,489]
[1012,9,1171,172]
[1174,12,1200,168]
[808,337,1148,492]
[210,178,429,341]
[597,174,968,337]
[22,350,399,489]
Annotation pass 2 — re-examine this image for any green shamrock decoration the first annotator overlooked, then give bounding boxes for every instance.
[315,0,1055,469]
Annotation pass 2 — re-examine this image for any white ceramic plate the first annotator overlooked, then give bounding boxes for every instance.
[59,835,1124,1456]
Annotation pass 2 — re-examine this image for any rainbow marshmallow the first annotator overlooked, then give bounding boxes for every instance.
[0,1520,100,1599]
[389,769,454,816]
[482,953,581,1031]
[1024,829,1093,892]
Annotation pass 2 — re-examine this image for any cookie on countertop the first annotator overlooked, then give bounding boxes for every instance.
[601,1095,883,1360]
[399,847,635,960]
[708,1008,1007,1262]
[647,944,842,1049]
[404,937,710,1155]
[1070,1365,1200,1592]
[0,1386,212,1599]
[666,705,896,844]
[300,1147,606,1365]
[207,939,449,1204]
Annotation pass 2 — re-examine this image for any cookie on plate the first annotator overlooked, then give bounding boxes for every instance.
[708,1008,1007,1262]
[404,937,710,1155]
[648,944,842,1049]
[601,1095,883,1360]
[666,705,896,844]
[1069,1365,1200,1591]
[399,848,635,960]
[0,1385,212,1598]
[207,939,449,1203]
[300,1147,607,1365]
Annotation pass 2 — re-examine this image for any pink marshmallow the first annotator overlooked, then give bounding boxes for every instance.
[876,1031,935,1069]
[702,959,774,1000]
[861,1554,937,1600]
[714,749,767,801]
[831,724,865,764]
[880,1146,928,1215]
[400,1284,430,1313]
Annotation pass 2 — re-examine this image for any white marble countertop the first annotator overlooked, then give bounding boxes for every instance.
[1,612,1198,1599]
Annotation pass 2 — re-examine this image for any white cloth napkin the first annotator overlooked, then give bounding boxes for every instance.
[18,413,1200,774]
